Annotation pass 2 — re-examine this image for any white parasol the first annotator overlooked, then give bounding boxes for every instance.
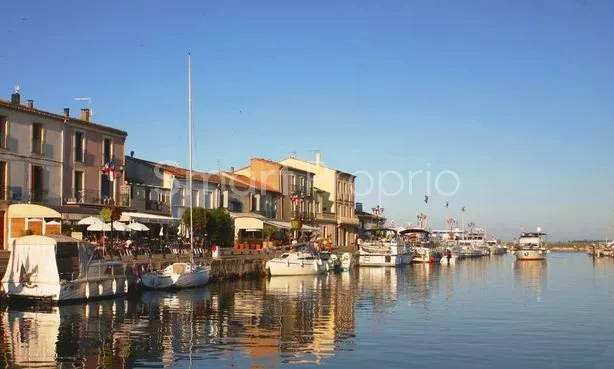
[78,216,103,226]
[127,222,150,232]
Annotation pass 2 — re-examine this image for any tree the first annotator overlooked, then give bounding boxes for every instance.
[181,207,233,247]
[206,208,234,247]
[263,224,277,240]
[182,207,208,238]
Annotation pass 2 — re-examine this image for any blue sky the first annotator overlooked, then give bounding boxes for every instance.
[3,0,614,240]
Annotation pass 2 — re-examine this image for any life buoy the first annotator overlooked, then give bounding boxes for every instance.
[98,283,104,296]
[524,252,529,257]
[112,279,117,295]
[85,283,90,299]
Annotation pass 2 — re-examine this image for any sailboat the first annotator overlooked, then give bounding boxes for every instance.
[140,53,211,289]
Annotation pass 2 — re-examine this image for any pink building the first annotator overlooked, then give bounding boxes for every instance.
[62,108,128,209]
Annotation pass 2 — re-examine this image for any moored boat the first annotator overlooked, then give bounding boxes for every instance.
[399,228,442,263]
[1,235,130,303]
[140,54,211,290]
[358,228,414,267]
[340,252,352,271]
[515,228,548,261]
[266,245,327,276]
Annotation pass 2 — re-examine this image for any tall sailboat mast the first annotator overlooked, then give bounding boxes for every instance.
[188,53,194,264]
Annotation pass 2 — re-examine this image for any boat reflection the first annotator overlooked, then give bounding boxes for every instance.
[514,260,547,301]
[0,275,357,368]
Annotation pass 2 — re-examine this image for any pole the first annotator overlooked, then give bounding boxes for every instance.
[188,53,194,264]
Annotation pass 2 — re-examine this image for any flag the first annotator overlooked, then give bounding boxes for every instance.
[19,263,26,283]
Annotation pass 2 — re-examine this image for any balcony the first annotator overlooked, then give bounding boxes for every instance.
[290,185,312,198]
[146,199,170,214]
[67,189,113,206]
[316,211,336,221]
[292,211,315,224]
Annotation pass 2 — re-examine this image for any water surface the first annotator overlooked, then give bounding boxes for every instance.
[1,253,613,368]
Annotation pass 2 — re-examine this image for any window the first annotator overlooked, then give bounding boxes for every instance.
[192,190,199,207]
[31,165,44,202]
[32,123,44,155]
[204,191,212,209]
[74,131,85,162]
[100,173,112,201]
[0,116,7,149]
[179,188,185,206]
[0,161,6,200]
[74,171,84,202]
[103,138,112,163]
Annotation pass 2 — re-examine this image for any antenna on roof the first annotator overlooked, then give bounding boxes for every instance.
[290,150,297,158]
[14,85,20,94]
[74,97,94,118]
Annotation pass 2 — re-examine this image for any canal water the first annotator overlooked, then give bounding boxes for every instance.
[1,253,613,369]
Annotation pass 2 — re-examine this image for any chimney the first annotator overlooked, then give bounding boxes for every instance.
[26,100,34,108]
[130,150,134,157]
[80,108,90,122]
[315,151,321,166]
[63,108,70,117]
[11,91,20,105]
[230,166,235,174]
[356,202,363,213]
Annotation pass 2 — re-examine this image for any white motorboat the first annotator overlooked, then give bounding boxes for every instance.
[340,252,352,271]
[1,235,130,302]
[358,228,414,266]
[140,263,210,289]
[266,245,327,276]
[399,228,443,263]
[487,238,507,255]
[515,228,548,261]
[320,251,340,272]
[140,54,211,290]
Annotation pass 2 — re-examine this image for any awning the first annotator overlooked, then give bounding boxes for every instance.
[7,204,61,219]
[264,220,319,232]
[119,212,180,225]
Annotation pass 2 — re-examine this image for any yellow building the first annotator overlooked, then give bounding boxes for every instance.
[279,153,358,248]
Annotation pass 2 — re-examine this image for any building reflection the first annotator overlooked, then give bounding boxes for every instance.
[0,274,358,368]
[514,260,547,301]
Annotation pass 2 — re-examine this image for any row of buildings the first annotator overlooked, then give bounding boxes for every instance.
[0,88,385,250]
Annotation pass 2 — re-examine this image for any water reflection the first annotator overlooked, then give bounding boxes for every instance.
[514,260,547,301]
[0,276,357,368]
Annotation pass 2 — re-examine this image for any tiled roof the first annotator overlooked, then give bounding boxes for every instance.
[0,99,128,136]
[251,157,282,167]
[220,172,280,193]
[160,164,224,184]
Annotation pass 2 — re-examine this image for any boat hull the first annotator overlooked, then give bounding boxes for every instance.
[266,260,327,276]
[412,247,442,263]
[141,264,210,289]
[515,249,546,261]
[3,276,129,303]
[340,253,352,271]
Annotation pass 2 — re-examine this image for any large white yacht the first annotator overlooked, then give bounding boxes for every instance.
[515,229,548,261]
[358,228,414,267]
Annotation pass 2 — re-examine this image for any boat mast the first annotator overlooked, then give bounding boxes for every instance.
[188,53,194,264]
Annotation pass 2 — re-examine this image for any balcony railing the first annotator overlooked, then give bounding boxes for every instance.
[292,211,315,224]
[146,199,170,213]
[67,189,114,205]
[290,185,312,198]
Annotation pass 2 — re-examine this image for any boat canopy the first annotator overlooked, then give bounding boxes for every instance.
[1,235,97,289]
[399,228,430,235]
[520,232,547,237]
